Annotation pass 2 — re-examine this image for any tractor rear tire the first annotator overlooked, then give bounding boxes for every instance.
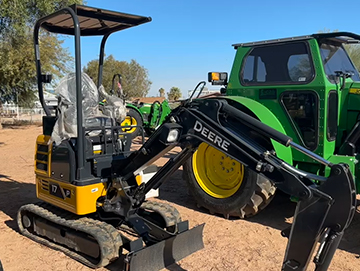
[182,143,276,219]
[122,108,143,139]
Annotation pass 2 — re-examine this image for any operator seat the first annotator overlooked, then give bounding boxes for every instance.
[50,73,126,145]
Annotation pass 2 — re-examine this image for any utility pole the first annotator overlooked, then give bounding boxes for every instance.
[16,92,19,121]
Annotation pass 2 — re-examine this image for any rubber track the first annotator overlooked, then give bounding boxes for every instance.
[141,201,181,228]
[17,202,122,268]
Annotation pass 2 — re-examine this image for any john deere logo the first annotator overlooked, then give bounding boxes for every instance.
[193,120,230,151]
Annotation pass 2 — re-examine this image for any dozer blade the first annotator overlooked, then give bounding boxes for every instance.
[125,223,205,271]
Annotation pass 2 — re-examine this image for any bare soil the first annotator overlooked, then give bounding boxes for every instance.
[1,126,360,271]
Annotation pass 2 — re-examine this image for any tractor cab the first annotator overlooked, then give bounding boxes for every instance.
[208,32,360,170]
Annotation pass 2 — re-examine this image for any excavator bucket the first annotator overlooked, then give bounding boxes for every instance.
[124,224,205,271]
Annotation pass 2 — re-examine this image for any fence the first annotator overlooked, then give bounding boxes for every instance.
[0,105,45,124]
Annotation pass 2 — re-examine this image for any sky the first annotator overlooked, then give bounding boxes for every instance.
[61,0,360,98]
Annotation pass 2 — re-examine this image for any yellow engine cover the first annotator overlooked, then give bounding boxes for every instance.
[36,177,107,215]
[34,134,107,215]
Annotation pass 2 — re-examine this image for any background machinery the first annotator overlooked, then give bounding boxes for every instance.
[125,96,172,137]
[98,73,144,137]
[103,72,173,138]
[183,33,360,219]
[16,4,357,271]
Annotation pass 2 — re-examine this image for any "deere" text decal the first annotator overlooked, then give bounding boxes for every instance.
[194,120,230,151]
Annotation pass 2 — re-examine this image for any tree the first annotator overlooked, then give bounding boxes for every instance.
[83,55,152,99]
[168,87,182,101]
[0,0,82,106]
[0,32,74,106]
[159,88,165,97]
[345,45,360,70]
[0,0,82,38]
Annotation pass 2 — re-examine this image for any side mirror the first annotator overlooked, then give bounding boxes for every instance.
[335,71,352,91]
[208,72,228,86]
[41,74,52,84]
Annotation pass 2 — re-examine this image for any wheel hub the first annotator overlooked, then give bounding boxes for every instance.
[121,116,137,133]
[192,143,244,198]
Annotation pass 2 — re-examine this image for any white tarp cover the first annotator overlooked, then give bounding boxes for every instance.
[51,73,126,145]
[98,85,127,123]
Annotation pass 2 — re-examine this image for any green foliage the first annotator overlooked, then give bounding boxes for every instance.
[0,0,83,38]
[344,44,360,70]
[159,88,165,97]
[168,87,182,101]
[0,0,82,105]
[83,55,152,99]
[317,28,335,34]
[0,32,73,104]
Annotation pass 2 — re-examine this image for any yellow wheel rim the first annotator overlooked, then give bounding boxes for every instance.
[121,116,137,134]
[192,143,244,198]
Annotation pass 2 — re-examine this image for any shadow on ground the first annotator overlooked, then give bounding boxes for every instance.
[158,169,296,229]
[0,174,187,271]
[158,168,295,228]
[158,169,360,257]
[0,174,38,231]
[1,124,40,129]
[2,166,360,262]
[106,255,187,271]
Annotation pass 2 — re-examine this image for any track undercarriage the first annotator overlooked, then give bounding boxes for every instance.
[17,201,203,270]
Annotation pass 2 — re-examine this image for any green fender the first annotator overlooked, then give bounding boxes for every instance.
[125,104,146,123]
[223,96,293,165]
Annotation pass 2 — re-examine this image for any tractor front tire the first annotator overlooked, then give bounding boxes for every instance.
[182,143,276,219]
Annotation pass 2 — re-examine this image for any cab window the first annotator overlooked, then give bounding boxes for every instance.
[319,42,360,83]
[281,91,318,150]
[241,42,314,85]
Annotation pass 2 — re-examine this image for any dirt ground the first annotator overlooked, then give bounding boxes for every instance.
[1,125,360,271]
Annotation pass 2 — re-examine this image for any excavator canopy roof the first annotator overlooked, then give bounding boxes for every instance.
[38,4,152,36]
[233,31,360,48]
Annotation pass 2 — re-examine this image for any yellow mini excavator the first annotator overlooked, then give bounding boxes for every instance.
[17,4,356,271]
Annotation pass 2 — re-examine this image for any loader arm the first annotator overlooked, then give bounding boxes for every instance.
[115,97,356,271]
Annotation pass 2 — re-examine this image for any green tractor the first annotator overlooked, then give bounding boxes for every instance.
[124,98,172,137]
[183,32,360,218]
[100,73,172,138]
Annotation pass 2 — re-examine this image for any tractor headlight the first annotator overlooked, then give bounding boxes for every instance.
[208,72,228,85]
[167,129,180,143]
[159,123,182,144]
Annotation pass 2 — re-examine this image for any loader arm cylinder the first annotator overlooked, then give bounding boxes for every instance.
[289,142,332,167]
[281,162,327,182]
